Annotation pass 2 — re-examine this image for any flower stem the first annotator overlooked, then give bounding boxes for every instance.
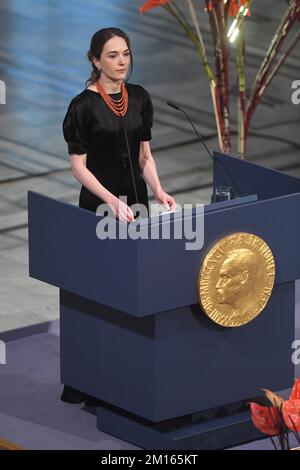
[237,21,246,158]
[163,4,215,82]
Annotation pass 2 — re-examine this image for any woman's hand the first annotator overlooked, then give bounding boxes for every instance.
[154,189,176,211]
[109,197,135,223]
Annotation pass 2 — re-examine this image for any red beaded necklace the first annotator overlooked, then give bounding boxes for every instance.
[96,81,128,117]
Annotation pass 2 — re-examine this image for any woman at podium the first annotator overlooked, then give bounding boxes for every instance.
[63,27,175,223]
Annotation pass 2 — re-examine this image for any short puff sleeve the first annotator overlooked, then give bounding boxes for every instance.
[63,96,91,155]
[140,87,153,141]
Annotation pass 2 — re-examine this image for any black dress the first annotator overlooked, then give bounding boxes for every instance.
[63,83,153,213]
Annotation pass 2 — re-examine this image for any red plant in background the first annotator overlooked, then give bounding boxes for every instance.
[282,400,300,432]
[207,0,251,16]
[290,379,300,400]
[139,0,300,158]
[140,0,172,14]
[227,0,251,16]
[249,379,300,450]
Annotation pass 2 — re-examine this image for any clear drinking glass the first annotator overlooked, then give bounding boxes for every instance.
[215,186,232,202]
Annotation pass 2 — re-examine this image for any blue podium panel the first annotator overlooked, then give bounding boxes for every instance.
[29,190,300,316]
[28,192,139,313]
[60,281,294,422]
[213,151,300,200]
[136,192,300,315]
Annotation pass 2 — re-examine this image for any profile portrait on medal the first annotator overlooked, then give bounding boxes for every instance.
[215,248,259,319]
[198,233,276,328]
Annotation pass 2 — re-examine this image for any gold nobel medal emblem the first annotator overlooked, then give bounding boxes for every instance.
[198,233,276,327]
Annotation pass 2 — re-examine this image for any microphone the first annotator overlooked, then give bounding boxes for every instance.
[166,101,240,199]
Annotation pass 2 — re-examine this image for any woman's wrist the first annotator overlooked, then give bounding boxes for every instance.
[153,185,163,198]
[102,192,118,206]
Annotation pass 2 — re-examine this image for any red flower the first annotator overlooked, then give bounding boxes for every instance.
[282,399,300,432]
[227,0,251,17]
[139,0,171,14]
[249,402,281,436]
[290,378,300,400]
[207,1,218,10]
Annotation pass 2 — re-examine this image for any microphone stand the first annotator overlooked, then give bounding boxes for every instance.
[120,116,141,219]
[166,101,240,200]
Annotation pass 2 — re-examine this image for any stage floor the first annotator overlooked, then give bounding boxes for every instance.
[0,323,299,450]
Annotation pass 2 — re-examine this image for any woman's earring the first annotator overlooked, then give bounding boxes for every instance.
[98,67,102,73]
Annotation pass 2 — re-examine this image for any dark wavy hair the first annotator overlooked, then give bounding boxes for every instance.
[86,27,133,87]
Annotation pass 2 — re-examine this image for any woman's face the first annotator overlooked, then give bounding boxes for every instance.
[98,36,131,82]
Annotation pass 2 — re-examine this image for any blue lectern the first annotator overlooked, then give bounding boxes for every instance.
[28,152,300,449]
